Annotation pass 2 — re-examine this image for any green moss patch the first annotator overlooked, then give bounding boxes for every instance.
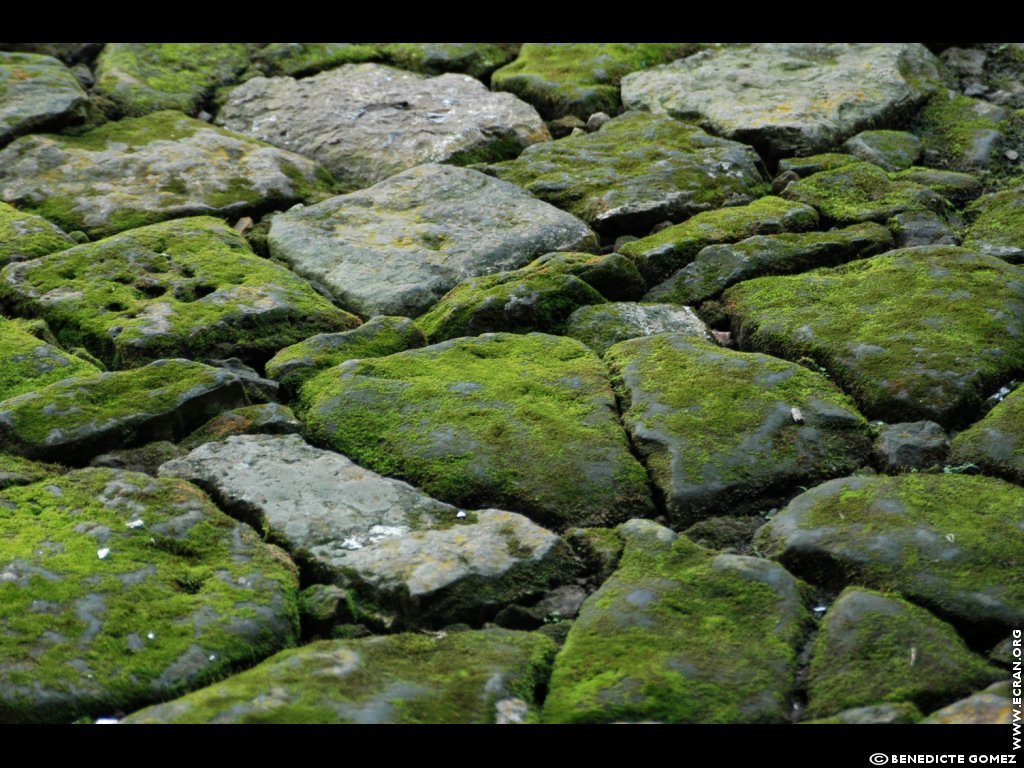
[963,186,1024,263]
[949,386,1024,484]
[0,315,99,400]
[0,201,75,266]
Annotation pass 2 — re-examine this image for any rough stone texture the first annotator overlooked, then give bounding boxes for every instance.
[543,519,813,723]
[0,44,101,66]
[874,421,949,473]
[644,222,893,306]
[265,317,426,400]
[0,468,299,723]
[161,435,577,628]
[621,43,942,158]
[301,333,654,531]
[0,359,247,464]
[217,63,549,189]
[179,403,301,451]
[0,201,75,267]
[807,703,922,724]
[723,246,1024,427]
[565,302,712,355]
[776,153,858,178]
[619,196,819,286]
[94,43,249,117]
[122,629,555,724]
[805,588,1001,718]
[949,387,1024,484]
[606,334,870,525]
[267,164,596,318]
[895,168,983,206]
[922,683,1014,724]
[0,52,88,147]
[841,130,922,171]
[484,112,768,237]
[889,210,959,248]
[964,186,1024,264]
[0,316,99,400]
[90,441,185,476]
[0,217,359,369]
[754,474,1024,642]
[914,92,1015,170]
[0,111,335,238]
[0,452,65,489]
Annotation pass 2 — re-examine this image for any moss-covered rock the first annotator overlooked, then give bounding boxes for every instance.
[754,474,1024,642]
[894,168,984,205]
[780,162,947,226]
[178,403,300,452]
[949,386,1024,484]
[94,44,249,118]
[543,519,813,723]
[491,43,703,121]
[963,186,1024,263]
[301,333,654,531]
[922,684,1014,724]
[723,246,1024,426]
[566,527,624,585]
[0,217,359,369]
[776,153,859,178]
[565,302,712,356]
[0,452,65,489]
[683,515,765,555]
[0,111,335,238]
[606,334,871,525]
[0,44,101,66]
[873,421,949,473]
[0,359,247,464]
[0,201,74,267]
[90,441,185,476]
[913,91,1016,170]
[122,628,554,723]
[0,315,99,400]
[806,702,923,724]
[484,112,768,237]
[0,468,299,723]
[842,130,922,172]
[619,196,818,285]
[805,588,1002,718]
[645,222,893,306]
[0,52,88,147]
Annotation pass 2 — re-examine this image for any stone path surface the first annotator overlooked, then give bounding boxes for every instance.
[0,41,1018,726]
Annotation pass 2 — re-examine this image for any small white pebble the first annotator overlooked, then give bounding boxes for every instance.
[790,407,804,424]
[456,511,467,519]
[209,654,217,662]
[146,632,155,640]
[126,518,145,529]
[945,533,956,543]
[97,548,110,560]
[95,718,119,725]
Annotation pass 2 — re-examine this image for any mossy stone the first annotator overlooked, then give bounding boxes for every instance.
[894,168,984,206]
[841,130,922,172]
[0,52,88,147]
[90,441,186,476]
[776,154,860,178]
[0,201,75,266]
[963,186,1024,263]
[178,403,300,452]
[0,315,99,400]
[565,302,712,356]
[0,452,65,489]
[949,386,1024,484]
[805,702,922,724]
[913,92,1015,171]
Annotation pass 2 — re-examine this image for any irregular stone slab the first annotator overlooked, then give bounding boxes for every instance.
[415,252,646,344]
[0,44,100,65]
[895,168,983,206]
[0,217,359,369]
[0,359,247,463]
[123,629,554,724]
[922,683,1014,724]
[842,130,922,171]
[94,43,249,117]
[776,153,859,178]
[807,703,922,724]
[90,441,185,476]
[0,452,64,489]
[0,316,99,400]
[543,519,813,723]
[754,474,1024,642]
[949,387,1024,484]
[201,358,278,404]
[889,210,959,248]
[301,333,654,530]
[217,63,548,189]
[160,434,577,627]
[0,111,335,238]
[914,92,1013,170]
[0,201,75,266]
[0,52,88,147]
[606,334,870,525]
[723,247,1024,426]
[622,43,941,158]
[781,162,947,226]
[267,164,596,318]
[619,196,818,285]
[266,317,425,399]
[874,421,949,473]
[565,302,712,355]
[805,588,1001,718]
[964,187,1024,263]
[0,468,299,723]
[491,43,703,120]
[683,516,765,555]
[179,404,300,451]
[645,222,892,305]
[485,112,767,237]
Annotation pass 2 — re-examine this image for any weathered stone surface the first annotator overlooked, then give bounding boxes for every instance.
[217,63,548,189]
[0,452,64,489]
[123,629,554,724]
[619,196,819,285]
[807,702,922,724]
[266,317,425,399]
[0,316,99,400]
[889,210,959,248]
[565,302,712,355]
[485,112,767,237]
[645,222,892,305]
[90,441,185,476]
[0,111,334,238]
[874,421,949,473]
[922,683,1014,724]
[0,201,75,267]
[894,168,983,206]
[805,588,1001,718]
[0,52,88,147]
[914,92,1015,170]
[179,403,300,451]
[622,43,942,158]
[94,44,249,117]
[543,519,813,723]
[160,434,577,628]
[724,247,1024,426]
[964,186,1024,263]
[0,44,100,65]
[0,359,247,463]
[301,333,654,531]
[754,474,1024,642]
[683,515,765,555]
[949,386,1024,484]
[267,164,596,318]
[0,217,359,369]
[606,334,870,525]
[491,43,703,120]
[776,153,858,178]
[842,130,922,171]
[0,468,299,723]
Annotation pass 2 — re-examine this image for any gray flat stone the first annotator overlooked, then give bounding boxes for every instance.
[0,52,88,147]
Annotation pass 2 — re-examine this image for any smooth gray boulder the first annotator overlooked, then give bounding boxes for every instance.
[0,52,88,146]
